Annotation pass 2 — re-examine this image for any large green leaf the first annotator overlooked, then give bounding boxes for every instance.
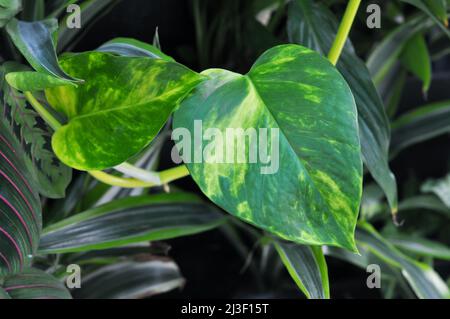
[0,0,21,27]
[0,268,71,299]
[44,51,203,171]
[6,19,81,85]
[287,0,397,214]
[39,193,226,254]
[174,44,362,251]
[72,260,183,299]
[275,242,329,299]
[1,62,72,198]
[356,222,450,299]
[391,100,450,156]
[0,119,41,277]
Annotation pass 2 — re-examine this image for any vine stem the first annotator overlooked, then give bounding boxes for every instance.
[24,91,190,188]
[327,0,361,65]
[24,91,62,130]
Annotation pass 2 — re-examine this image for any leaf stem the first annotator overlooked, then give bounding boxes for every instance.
[89,165,190,188]
[24,91,62,130]
[327,0,361,65]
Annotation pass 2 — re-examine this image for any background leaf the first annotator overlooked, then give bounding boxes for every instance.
[421,174,450,208]
[287,0,398,214]
[39,193,226,254]
[0,119,41,276]
[97,37,174,60]
[0,0,21,27]
[275,241,329,299]
[72,259,183,299]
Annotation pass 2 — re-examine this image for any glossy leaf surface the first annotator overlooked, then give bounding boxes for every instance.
[45,51,203,170]
[174,44,362,251]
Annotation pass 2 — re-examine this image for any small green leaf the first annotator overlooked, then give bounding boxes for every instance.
[6,71,77,91]
[275,242,329,299]
[39,193,226,254]
[0,0,21,27]
[1,268,71,299]
[97,37,175,61]
[72,260,183,299]
[400,33,432,92]
[45,51,203,171]
[174,44,362,251]
[6,19,81,85]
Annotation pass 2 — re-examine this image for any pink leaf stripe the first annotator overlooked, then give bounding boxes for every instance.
[0,194,33,246]
[4,284,59,292]
[0,252,12,272]
[0,149,34,195]
[0,226,23,269]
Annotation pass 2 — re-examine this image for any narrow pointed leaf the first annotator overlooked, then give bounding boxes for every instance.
[45,51,203,171]
[400,33,431,92]
[97,37,175,61]
[174,44,362,251]
[391,100,450,156]
[5,18,81,84]
[1,62,72,198]
[275,242,329,299]
[73,260,183,299]
[421,174,450,208]
[39,193,226,254]
[357,222,450,299]
[388,236,450,260]
[1,268,71,299]
[287,0,398,214]
[0,119,41,277]
[400,0,450,34]
[398,195,450,218]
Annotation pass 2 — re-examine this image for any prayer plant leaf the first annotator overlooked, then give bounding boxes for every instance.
[0,119,41,277]
[1,62,72,199]
[0,268,71,299]
[173,44,362,251]
[45,51,204,171]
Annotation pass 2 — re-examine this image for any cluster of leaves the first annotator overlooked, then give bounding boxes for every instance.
[0,0,449,299]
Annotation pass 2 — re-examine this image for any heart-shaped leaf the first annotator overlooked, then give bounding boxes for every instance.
[174,44,362,251]
[0,119,41,277]
[45,51,204,171]
[1,62,72,198]
[0,268,71,299]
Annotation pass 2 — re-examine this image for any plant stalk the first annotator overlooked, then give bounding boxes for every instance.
[327,0,361,65]
[24,91,62,130]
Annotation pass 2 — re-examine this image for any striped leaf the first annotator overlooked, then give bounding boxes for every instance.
[1,62,72,198]
[73,260,184,299]
[45,51,203,171]
[275,242,329,299]
[391,100,450,156]
[39,193,226,254]
[287,0,397,214]
[388,236,450,260]
[174,44,362,251]
[357,222,450,299]
[0,268,71,299]
[0,119,41,277]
